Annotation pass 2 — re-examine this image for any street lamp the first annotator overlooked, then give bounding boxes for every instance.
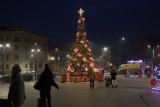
[0,43,10,84]
[103,47,111,70]
[118,37,125,66]
[147,44,159,73]
[31,43,40,80]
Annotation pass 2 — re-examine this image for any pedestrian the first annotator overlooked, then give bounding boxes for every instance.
[146,68,151,78]
[38,64,59,107]
[101,69,104,77]
[110,69,118,88]
[87,70,96,89]
[8,65,26,107]
[134,70,138,77]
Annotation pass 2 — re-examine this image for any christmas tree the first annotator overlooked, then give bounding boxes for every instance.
[66,8,96,82]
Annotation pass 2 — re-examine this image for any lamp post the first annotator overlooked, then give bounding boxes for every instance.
[103,47,110,71]
[147,45,159,73]
[118,37,125,66]
[0,43,10,84]
[31,43,40,80]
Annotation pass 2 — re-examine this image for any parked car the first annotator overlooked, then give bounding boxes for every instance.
[24,70,35,75]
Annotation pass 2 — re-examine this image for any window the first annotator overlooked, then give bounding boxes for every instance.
[49,56,55,61]
[6,64,9,69]
[14,45,19,51]
[0,37,3,42]
[14,37,19,42]
[6,55,9,61]
[0,64,3,69]
[25,54,29,60]
[0,48,3,52]
[25,45,29,51]
[6,37,9,41]
[25,38,28,43]
[14,54,19,60]
[39,63,42,68]
[25,64,28,68]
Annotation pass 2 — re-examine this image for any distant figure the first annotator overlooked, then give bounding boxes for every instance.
[110,69,118,88]
[88,70,96,89]
[146,68,151,78]
[38,64,59,107]
[101,69,104,77]
[134,70,138,77]
[8,65,26,107]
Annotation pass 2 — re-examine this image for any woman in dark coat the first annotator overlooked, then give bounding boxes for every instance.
[8,65,26,107]
[110,69,118,88]
[38,64,59,107]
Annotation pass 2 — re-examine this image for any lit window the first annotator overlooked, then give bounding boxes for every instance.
[49,56,55,61]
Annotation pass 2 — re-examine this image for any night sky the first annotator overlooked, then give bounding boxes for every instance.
[0,0,160,45]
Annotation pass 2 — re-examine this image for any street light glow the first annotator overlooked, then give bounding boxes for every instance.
[37,49,40,52]
[66,54,70,58]
[31,43,41,80]
[119,37,126,66]
[0,43,10,47]
[0,43,11,84]
[103,47,108,51]
[6,43,10,47]
[55,48,58,51]
[147,45,151,48]
[31,49,35,52]
[121,37,125,41]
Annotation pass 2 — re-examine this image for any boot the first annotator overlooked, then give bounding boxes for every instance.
[116,85,118,88]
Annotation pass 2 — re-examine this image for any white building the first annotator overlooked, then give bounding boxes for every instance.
[0,27,48,74]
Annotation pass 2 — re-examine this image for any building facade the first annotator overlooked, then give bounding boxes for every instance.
[47,42,71,76]
[0,27,48,74]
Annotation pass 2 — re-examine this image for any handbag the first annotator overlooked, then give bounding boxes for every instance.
[37,98,47,107]
[33,79,41,90]
[0,99,12,107]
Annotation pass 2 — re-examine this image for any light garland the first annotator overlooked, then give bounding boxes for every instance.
[151,65,160,90]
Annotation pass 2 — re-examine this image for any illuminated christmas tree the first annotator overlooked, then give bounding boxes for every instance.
[66,8,96,82]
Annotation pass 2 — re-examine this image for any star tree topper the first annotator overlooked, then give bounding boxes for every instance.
[78,8,85,16]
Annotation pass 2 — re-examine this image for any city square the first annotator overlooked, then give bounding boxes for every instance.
[1,75,160,107]
[1,1,160,107]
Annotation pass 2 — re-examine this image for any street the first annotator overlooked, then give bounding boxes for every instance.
[0,75,160,107]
